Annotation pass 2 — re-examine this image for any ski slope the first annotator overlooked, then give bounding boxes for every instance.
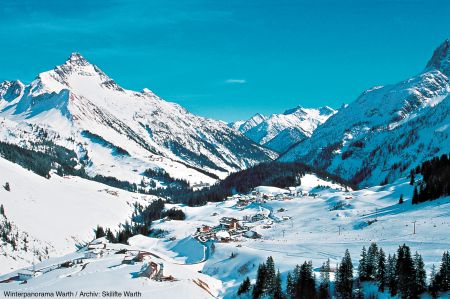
[0,157,155,274]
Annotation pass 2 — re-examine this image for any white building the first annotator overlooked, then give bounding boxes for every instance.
[18,270,43,281]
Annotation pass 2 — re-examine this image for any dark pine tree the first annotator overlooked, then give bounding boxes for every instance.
[399,194,404,204]
[437,251,449,292]
[366,242,379,280]
[318,259,331,299]
[237,277,251,296]
[95,225,106,239]
[286,271,295,299]
[396,244,415,299]
[412,187,419,205]
[413,252,427,296]
[376,248,387,292]
[265,256,276,295]
[273,270,284,299]
[252,263,267,299]
[358,246,368,281]
[335,249,353,299]
[295,261,316,299]
[428,264,440,299]
[0,204,4,215]
[387,254,398,297]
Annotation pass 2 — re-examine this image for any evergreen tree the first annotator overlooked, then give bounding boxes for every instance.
[23,236,28,252]
[366,242,379,280]
[376,248,386,292]
[437,251,449,292]
[410,170,415,185]
[286,272,295,299]
[396,244,415,299]
[428,264,439,299]
[252,263,267,299]
[335,249,353,299]
[105,228,115,243]
[11,237,16,251]
[387,254,398,297]
[95,225,106,239]
[412,187,419,204]
[413,252,427,296]
[399,193,404,204]
[4,182,10,191]
[293,264,301,283]
[318,259,331,299]
[266,256,276,295]
[273,270,284,299]
[237,277,251,296]
[353,279,364,299]
[0,204,4,215]
[358,246,368,281]
[295,261,316,299]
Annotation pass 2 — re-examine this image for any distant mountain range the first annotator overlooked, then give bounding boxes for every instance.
[1,40,449,190]
[0,53,276,185]
[229,106,336,153]
[279,39,450,187]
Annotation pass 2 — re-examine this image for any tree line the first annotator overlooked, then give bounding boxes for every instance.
[94,199,186,244]
[237,243,449,299]
[171,162,355,206]
[410,153,450,204]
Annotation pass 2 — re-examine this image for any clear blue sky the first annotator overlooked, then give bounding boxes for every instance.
[0,0,449,121]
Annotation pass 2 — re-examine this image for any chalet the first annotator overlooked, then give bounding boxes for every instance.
[219,217,241,230]
[139,261,164,281]
[216,230,231,242]
[134,251,152,262]
[243,213,265,222]
[200,225,212,233]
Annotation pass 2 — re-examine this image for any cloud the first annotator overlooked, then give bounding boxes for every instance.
[225,79,246,84]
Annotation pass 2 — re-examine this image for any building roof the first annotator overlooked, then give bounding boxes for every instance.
[216,231,231,239]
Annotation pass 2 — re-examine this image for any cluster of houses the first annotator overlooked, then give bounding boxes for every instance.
[229,188,308,209]
[12,239,169,283]
[194,213,269,243]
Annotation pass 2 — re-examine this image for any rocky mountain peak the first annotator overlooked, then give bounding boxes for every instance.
[425,39,450,75]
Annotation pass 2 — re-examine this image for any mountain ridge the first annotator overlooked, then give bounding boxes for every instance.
[279,39,450,187]
[0,53,276,186]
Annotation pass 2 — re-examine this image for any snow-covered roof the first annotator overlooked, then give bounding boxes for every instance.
[216,231,231,239]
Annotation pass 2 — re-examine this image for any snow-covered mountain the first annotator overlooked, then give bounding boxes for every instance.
[229,106,336,153]
[0,53,276,185]
[280,39,450,187]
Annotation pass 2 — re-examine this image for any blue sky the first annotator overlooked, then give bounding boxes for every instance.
[0,1,449,121]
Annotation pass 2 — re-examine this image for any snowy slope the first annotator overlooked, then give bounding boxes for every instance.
[153,175,450,298]
[280,39,450,187]
[0,157,155,274]
[0,53,276,185]
[230,106,336,153]
[0,240,222,299]
[4,173,447,297]
[229,113,267,133]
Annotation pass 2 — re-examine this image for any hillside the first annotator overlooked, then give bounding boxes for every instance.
[0,53,276,187]
[279,40,450,187]
[2,171,448,298]
[0,157,154,274]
